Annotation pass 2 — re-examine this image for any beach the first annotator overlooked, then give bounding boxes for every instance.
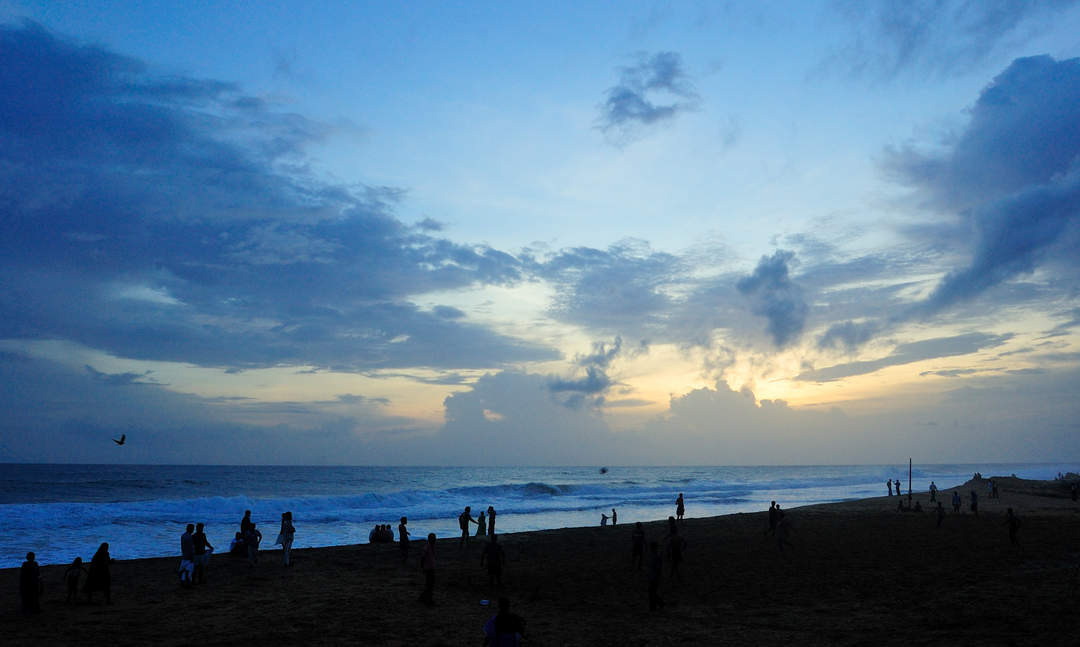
[3,476,1078,646]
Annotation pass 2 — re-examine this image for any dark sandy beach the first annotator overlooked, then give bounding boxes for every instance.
[3,476,1078,646]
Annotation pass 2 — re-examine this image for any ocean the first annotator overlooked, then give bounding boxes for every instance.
[2,463,1076,568]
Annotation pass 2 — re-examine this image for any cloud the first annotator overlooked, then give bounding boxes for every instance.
[597,51,699,140]
[818,320,882,351]
[0,23,558,373]
[827,1,1074,78]
[884,55,1080,319]
[797,332,1012,382]
[549,367,613,395]
[919,368,979,377]
[84,364,157,386]
[736,251,808,347]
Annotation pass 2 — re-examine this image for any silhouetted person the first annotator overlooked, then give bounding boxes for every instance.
[914,500,923,513]
[277,512,294,567]
[991,480,999,499]
[482,596,525,647]
[419,533,436,605]
[193,522,213,583]
[20,551,41,615]
[63,557,87,605]
[459,506,477,548]
[85,542,111,604]
[244,523,262,565]
[676,493,685,521]
[631,522,645,570]
[180,523,195,586]
[477,511,487,536]
[241,510,254,535]
[488,506,497,535]
[766,501,778,535]
[1071,482,1078,502]
[936,501,945,528]
[887,479,893,496]
[611,508,617,526]
[776,516,794,552]
[600,513,608,526]
[647,541,664,611]
[970,490,979,517]
[1003,508,1021,547]
[229,532,245,556]
[481,534,506,588]
[665,516,685,581]
[952,491,961,513]
[399,517,410,564]
[896,477,903,498]
[929,481,938,502]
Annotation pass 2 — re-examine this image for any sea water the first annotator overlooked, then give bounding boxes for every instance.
[2,463,1075,567]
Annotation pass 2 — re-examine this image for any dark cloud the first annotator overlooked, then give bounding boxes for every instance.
[84,365,157,386]
[576,336,623,368]
[597,51,699,140]
[828,0,1074,78]
[736,251,808,347]
[0,23,557,372]
[432,305,466,320]
[885,56,1080,319]
[549,367,613,395]
[797,332,1012,382]
[818,320,882,351]
[919,368,979,377]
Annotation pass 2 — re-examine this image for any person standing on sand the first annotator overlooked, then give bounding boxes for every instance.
[896,477,904,498]
[20,551,41,615]
[601,513,608,526]
[276,511,295,567]
[419,533,436,605]
[65,557,87,604]
[612,508,617,526]
[1003,508,1021,547]
[676,493,685,521]
[929,481,938,502]
[193,522,213,583]
[936,502,945,528]
[459,506,478,548]
[477,511,487,537]
[647,541,664,611]
[84,542,112,604]
[398,517,410,564]
[887,479,893,496]
[481,533,506,588]
[952,490,961,513]
[488,506,497,535]
[241,510,254,535]
[180,523,195,586]
[970,490,979,517]
[245,523,262,565]
[765,501,778,535]
[482,597,526,647]
[631,522,646,570]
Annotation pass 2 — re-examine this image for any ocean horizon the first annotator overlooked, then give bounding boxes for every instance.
[3,462,1076,568]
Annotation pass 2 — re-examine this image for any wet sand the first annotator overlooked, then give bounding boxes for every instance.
[3,476,1079,646]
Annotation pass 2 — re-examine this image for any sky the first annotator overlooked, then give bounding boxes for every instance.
[1,1,1079,465]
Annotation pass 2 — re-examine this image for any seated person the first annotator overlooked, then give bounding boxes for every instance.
[229,531,246,557]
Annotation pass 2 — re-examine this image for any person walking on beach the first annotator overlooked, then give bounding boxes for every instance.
[20,551,41,615]
[887,479,893,496]
[970,490,979,517]
[952,490,961,513]
[482,597,526,647]
[665,516,685,581]
[193,522,213,583]
[631,522,646,570]
[459,506,477,548]
[481,533,506,588]
[84,542,112,604]
[929,481,938,502]
[765,501,779,535]
[64,557,87,604]
[276,512,295,567]
[647,541,664,611]
[477,511,487,537]
[244,522,262,565]
[676,493,685,522]
[398,517,411,564]
[419,533,436,605]
[1003,508,1021,547]
[180,523,195,586]
[488,506,497,536]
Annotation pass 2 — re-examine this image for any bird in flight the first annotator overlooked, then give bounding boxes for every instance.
[113,434,126,446]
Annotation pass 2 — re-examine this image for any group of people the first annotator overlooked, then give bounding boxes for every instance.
[600,508,617,526]
[369,524,396,543]
[222,510,295,568]
[457,505,497,547]
[885,478,908,496]
[19,543,113,615]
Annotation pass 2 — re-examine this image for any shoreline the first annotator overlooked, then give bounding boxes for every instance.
[3,476,1079,645]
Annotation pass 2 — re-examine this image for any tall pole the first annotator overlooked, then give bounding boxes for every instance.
[908,458,912,503]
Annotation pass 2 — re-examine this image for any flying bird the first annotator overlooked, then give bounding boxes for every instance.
[113,434,126,446]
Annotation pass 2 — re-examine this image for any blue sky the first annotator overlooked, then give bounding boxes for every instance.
[1,1,1079,464]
